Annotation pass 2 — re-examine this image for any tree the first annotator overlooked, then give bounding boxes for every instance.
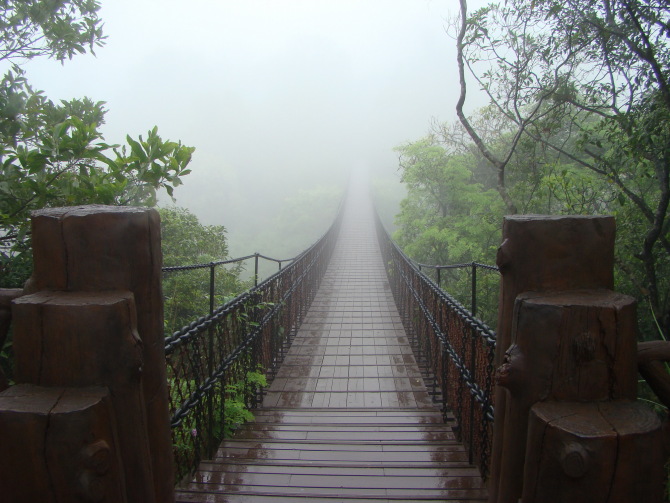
[160,206,248,336]
[393,135,504,324]
[456,0,670,338]
[0,1,195,287]
[0,0,105,64]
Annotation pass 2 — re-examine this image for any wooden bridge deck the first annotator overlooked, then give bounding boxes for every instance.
[175,191,488,502]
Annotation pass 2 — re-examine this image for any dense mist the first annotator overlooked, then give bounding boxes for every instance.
[19,0,487,259]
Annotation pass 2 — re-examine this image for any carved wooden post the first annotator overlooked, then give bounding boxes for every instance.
[490,216,615,503]
[499,290,664,502]
[0,205,174,502]
[0,385,126,502]
[28,205,174,500]
[12,291,155,502]
[489,216,666,502]
[0,289,22,391]
[523,401,663,502]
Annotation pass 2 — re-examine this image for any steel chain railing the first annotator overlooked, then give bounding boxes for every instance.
[165,206,343,482]
[414,261,499,326]
[375,211,497,480]
[163,252,292,279]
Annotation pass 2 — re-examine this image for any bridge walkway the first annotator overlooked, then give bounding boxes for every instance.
[175,191,488,502]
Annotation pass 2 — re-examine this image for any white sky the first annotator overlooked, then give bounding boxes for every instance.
[21,0,488,246]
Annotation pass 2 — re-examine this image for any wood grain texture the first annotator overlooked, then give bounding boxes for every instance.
[12,291,154,503]
[523,401,664,503]
[0,384,126,503]
[494,289,637,502]
[638,341,670,410]
[0,288,22,391]
[28,205,173,500]
[490,216,616,503]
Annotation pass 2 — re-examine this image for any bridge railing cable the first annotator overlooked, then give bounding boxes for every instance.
[412,261,499,327]
[162,253,297,339]
[374,212,497,481]
[163,252,295,278]
[164,209,343,482]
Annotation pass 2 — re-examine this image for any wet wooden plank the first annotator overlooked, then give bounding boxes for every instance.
[175,191,488,502]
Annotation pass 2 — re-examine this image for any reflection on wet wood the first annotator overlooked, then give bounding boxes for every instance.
[176,190,487,502]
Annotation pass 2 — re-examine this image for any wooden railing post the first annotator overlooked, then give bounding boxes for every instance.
[0,288,22,391]
[490,215,666,503]
[0,205,174,502]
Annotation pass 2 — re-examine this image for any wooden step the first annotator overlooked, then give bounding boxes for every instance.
[176,407,486,502]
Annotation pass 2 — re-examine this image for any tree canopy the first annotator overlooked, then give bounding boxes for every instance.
[0,0,195,287]
[159,206,247,336]
[424,0,670,337]
[0,0,105,64]
[392,0,670,337]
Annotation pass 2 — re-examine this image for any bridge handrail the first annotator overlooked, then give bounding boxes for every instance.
[164,198,344,482]
[414,260,499,272]
[163,239,330,356]
[374,212,496,480]
[162,252,295,273]
[165,248,327,426]
[376,223,497,344]
[408,259,499,322]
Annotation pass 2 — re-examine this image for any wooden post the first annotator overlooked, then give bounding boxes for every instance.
[0,385,127,503]
[495,290,633,498]
[28,205,174,500]
[12,291,155,502]
[491,216,668,502]
[497,289,666,501]
[0,289,22,392]
[523,400,664,502]
[497,290,638,403]
[0,205,174,502]
[639,340,670,408]
[490,215,616,503]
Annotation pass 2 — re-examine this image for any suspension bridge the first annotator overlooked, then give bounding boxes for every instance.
[0,183,667,503]
[173,187,488,502]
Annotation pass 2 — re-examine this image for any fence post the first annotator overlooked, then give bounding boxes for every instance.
[0,289,21,392]
[207,262,216,457]
[0,205,174,502]
[209,262,216,315]
[254,253,259,286]
[471,262,477,318]
[489,215,665,503]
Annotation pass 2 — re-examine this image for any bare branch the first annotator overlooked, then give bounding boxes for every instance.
[456,0,517,213]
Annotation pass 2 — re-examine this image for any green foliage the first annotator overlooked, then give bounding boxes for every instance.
[392,135,504,325]
[0,73,195,286]
[222,370,267,437]
[170,369,267,482]
[0,3,195,288]
[160,206,229,267]
[160,206,249,336]
[393,136,503,266]
[0,0,105,65]
[0,2,199,392]
[236,300,275,329]
[454,0,670,339]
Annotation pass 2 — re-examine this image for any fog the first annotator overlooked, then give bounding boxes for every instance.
[22,0,488,258]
